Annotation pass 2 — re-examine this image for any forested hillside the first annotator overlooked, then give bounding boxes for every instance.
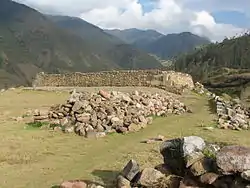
[174,33,250,82]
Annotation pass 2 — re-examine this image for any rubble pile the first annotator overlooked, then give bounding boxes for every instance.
[193,82,250,130]
[214,96,250,130]
[33,90,190,137]
[117,136,250,188]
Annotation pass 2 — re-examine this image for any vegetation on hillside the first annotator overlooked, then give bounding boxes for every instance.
[174,33,250,82]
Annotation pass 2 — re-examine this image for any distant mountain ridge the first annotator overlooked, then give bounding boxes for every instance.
[105,29,211,60]
[105,28,164,45]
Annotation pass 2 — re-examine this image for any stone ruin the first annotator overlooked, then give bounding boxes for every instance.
[116,136,250,188]
[32,70,194,95]
[193,82,250,131]
[33,90,190,137]
[214,96,250,130]
[58,136,250,188]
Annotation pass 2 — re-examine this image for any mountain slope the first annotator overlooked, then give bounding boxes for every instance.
[48,15,124,51]
[174,33,250,82]
[143,32,211,59]
[0,0,162,88]
[48,16,163,70]
[105,29,211,60]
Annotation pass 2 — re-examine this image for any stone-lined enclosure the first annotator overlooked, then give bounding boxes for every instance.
[32,70,194,91]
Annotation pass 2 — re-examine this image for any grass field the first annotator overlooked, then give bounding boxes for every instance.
[0,88,249,188]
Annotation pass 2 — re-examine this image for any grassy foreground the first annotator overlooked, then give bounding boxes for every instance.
[0,89,249,188]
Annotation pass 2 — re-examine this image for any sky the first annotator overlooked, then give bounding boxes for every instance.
[14,0,250,41]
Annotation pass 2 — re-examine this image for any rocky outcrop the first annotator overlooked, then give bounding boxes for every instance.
[32,90,190,137]
[116,136,250,188]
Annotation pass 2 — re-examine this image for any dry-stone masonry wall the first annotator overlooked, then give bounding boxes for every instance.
[32,70,194,92]
[33,89,190,138]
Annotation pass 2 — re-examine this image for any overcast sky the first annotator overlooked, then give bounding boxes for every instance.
[14,0,250,41]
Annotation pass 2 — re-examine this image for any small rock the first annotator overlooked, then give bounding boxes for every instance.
[72,101,83,112]
[99,90,110,99]
[95,132,106,138]
[121,159,140,181]
[185,152,204,168]
[203,126,214,131]
[60,117,70,127]
[146,116,153,124]
[34,115,48,121]
[190,158,214,176]
[117,175,131,188]
[128,123,141,132]
[137,168,165,187]
[60,180,87,188]
[64,126,74,133]
[199,173,219,185]
[241,170,250,181]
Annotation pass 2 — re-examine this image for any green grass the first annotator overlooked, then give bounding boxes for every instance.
[0,88,249,188]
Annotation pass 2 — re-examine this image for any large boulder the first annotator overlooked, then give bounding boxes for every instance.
[160,136,206,175]
[216,145,250,175]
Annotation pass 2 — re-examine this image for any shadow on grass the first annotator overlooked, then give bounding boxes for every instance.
[206,98,217,114]
[92,169,120,187]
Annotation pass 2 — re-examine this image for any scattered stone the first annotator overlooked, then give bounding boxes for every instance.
[199,172,219,185]
[121,159,140,181]
[117,175,131,188]
[99,90,110,99]
[137,168,165,187]
[241,170,250,181]
[142,135,165,144]
[203,126,214,131]
[190,158,212,176]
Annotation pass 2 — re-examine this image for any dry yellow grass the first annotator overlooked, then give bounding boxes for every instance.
[0,88,249,188]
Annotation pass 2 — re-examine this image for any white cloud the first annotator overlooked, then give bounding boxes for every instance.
[14,0,248,41]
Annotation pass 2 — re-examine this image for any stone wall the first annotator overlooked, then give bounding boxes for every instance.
[32,70,194,90]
